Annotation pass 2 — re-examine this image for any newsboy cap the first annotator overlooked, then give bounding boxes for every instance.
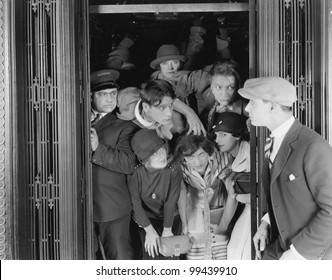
[90,69,120,92]
[238,77,297,106]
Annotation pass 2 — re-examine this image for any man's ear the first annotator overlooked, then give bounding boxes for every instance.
[142,102,149,113]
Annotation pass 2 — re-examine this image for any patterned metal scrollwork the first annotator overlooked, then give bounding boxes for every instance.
[279,0,314,128]
[26,0,60,260]
[0,0,7,261]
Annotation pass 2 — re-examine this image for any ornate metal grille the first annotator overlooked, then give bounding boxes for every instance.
[26,0,60,260]
[279,0,314,128]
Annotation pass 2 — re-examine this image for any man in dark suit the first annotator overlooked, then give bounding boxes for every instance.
[238,77,332,260]
[90,69,137,259]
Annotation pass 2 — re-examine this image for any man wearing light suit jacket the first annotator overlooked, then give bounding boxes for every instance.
[238,77,332,260]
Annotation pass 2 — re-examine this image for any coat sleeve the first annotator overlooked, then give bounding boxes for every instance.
[175,67,211,99]
[163,164,182,228]
[92,123,137,174]
[292,140,332,259]
[128,170,151,228]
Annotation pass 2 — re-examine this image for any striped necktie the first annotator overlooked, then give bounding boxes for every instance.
[264,135,274,166]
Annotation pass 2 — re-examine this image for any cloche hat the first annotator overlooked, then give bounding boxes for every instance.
[131,129,166,164]
[150,44,186,70]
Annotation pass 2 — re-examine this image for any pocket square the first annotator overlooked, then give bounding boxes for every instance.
[288,174,296,181]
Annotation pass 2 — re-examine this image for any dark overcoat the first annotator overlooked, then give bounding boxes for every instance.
[92,113,138,222]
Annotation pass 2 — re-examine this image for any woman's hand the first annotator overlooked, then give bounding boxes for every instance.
[224,176,236,200]
[144,225,161,258]
[161,227,174,238]
[181,225,188,235]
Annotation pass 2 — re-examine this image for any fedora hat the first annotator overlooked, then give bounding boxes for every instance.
[150,44,186,70]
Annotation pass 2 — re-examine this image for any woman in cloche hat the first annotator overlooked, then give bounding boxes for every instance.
[128,129,182,260]
[147,44,214,116]
[212,111,251,260]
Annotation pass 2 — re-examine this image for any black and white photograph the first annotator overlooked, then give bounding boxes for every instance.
[1,0,332,279]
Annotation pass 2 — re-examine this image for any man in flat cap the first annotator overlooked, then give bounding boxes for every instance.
[239,76,332,260]
[90,69,137,259]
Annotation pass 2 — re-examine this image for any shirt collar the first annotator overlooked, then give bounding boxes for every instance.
[134,99,158,128]
[271,116,295,140]
[91,109,108,119]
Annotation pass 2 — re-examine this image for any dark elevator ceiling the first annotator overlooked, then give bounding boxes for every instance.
[89,0,249,87]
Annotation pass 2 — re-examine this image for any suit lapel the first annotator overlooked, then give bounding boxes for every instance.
[94,113,115,132]
[270,120,302,184]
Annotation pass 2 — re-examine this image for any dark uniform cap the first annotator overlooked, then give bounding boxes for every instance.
[212,111,247,135]
[238,76,297,106]
[90,69,120,92]
[131,129,165,164]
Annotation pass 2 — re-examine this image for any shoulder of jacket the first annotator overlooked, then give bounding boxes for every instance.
[134,162,143,169]
[167,161,180,172]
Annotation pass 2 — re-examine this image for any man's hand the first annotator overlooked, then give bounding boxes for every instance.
[253,220,270,259]
[172,98,206,136]
[90,128,99,151]
[185,109,206,136]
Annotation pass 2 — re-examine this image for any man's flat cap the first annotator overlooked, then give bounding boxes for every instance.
[238,77,297,106]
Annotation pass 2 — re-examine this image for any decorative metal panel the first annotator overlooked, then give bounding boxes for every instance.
[279,0,314,128]
[0,0,7,261]
[26,0,60,260]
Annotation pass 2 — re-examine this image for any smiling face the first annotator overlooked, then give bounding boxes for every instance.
[146,146,168,169]
[215,131,239,154]
[92,88,118,113]
[142,96,174,125]
[210,75,237,107]
[184,147,209,175]
[159,59,181,79]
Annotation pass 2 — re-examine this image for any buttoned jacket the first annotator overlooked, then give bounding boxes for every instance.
[92,113,138,222]
[263,119,332,259]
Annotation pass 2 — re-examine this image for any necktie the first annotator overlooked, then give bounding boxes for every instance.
[264,135,274,166]
[91,113,101,126]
